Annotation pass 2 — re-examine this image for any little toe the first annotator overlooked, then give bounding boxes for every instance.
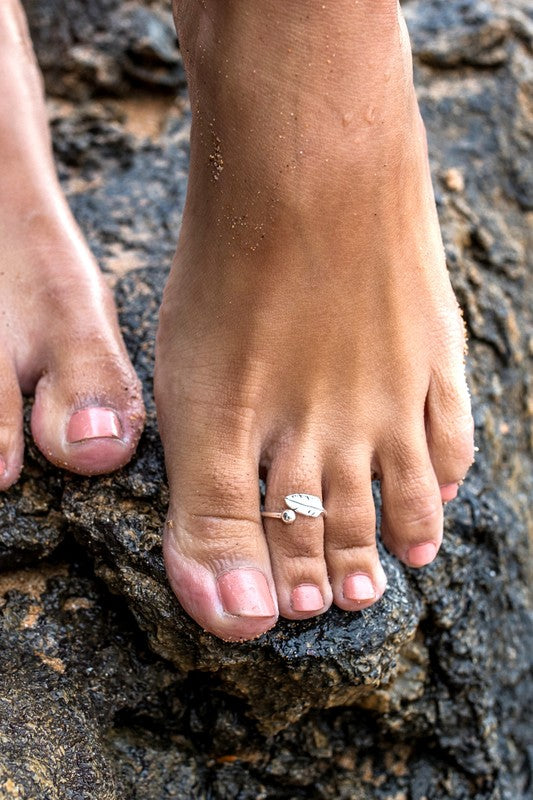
[263,454,332,619]
[324,456,387,611]
[0,348,24,489]
[379,431,443,568]
[31,331,144,475]
[426,370,475,502]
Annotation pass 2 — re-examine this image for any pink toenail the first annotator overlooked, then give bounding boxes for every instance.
[217,569,276,618]
[67,407,122,444]
[406,542,437,567]
[343,574,375,602]
[440,483,459,502]
[291,584,324,612]
[0,456,6,476]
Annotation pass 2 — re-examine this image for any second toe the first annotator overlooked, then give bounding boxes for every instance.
[263,448,332,619]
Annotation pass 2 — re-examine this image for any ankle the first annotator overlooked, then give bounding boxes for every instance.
[177,0,418,191]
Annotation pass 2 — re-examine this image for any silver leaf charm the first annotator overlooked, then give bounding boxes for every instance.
[285,493,326,518]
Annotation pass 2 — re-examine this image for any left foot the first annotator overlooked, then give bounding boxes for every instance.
[0,0,145,488]
[155,0,474,640]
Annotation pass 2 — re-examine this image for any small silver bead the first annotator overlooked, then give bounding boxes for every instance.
[281,509,296,524]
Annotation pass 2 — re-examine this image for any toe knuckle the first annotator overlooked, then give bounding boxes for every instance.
[430,348,470,393]
[286,549,324,565]
[437,413,475,471]
[450,424,475,467]
[433,303,467,351]
[329,520,376,552]
[328,499,376,544]
[179,499,259,542]
[396,491,441,528]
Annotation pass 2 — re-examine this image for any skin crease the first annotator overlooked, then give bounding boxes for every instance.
[0,0,474,642]
[155,0,475,641]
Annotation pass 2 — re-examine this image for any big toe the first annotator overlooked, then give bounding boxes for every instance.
[162,424,278,640]
[31,317,144,475]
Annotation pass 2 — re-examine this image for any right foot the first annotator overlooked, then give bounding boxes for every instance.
[156,0,474,641]
[0,0,145,490]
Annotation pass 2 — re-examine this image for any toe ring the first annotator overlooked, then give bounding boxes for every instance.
[261,493,327,525]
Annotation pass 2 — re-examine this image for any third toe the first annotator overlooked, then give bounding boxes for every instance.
[324,461,387,612]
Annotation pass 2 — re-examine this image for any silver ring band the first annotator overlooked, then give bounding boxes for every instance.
[261,493,327,525]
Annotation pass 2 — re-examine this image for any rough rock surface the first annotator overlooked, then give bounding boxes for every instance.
[0,0,531,797]
[24,0,185,99]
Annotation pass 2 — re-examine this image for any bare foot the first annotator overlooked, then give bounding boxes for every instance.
[156,0,474,640]
[0,0,144,489]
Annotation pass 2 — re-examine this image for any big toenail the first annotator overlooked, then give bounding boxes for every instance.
[343,574,375,602]
[217,569,276,618]
[440,483,459,503]
[67,407,122,443]
[291,584,324,612]
[406,542,437,567]
[0,456,6,476]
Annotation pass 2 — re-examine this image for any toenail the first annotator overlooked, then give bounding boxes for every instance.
[217,569,276,618]
[67,407,122,444]
[291,584,324,613]
[343,574,375,602]
[0,456,6,476]
[406,541,437,568]
[440,483,459,503]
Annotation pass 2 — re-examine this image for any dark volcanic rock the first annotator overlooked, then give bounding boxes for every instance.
[0,423,65,569]
[0,557,198,799]
[22,0,184,99]
[406,0,512,67]
[1,0,532,797]
[4,555,526,799]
